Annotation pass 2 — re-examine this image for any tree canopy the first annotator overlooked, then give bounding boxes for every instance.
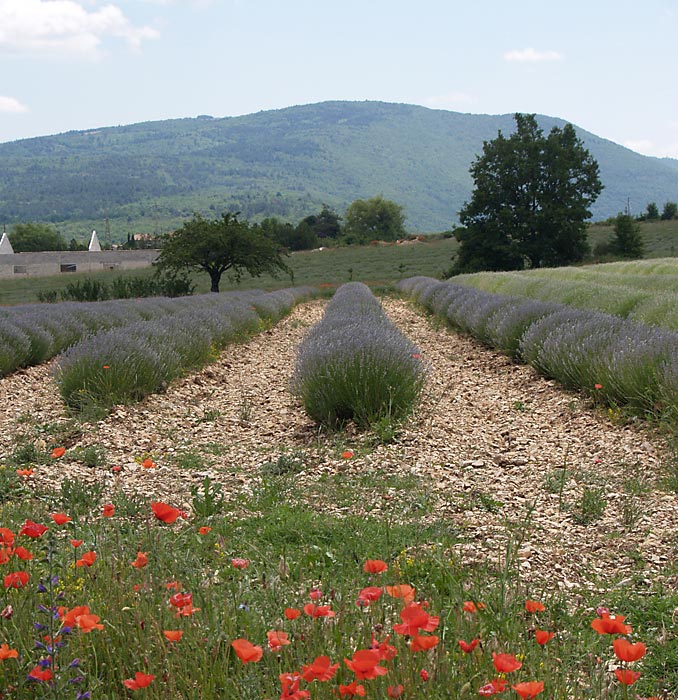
[155,213,291,293]
[343,196,406,244]
[454,114,603,273]
[10,222,67,252]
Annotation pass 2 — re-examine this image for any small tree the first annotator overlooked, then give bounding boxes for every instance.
[156,213,291,293]
[10,222,67,252]
[343,196,406,244]
[610,213,644,259]
[645,202,659,220]
[661,202,678,220]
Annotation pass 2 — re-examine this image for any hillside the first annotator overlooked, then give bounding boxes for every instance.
[1,101,677,237]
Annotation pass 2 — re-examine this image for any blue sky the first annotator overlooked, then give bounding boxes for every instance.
[1,0,677,158]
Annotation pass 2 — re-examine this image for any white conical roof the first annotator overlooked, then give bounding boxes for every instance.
[0,232,13,254]
[88,230,101,252]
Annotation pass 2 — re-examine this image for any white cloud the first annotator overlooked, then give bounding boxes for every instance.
[0,95,28,113]
[623,139,678,159]
[503,48,563,63]
[0,0,159,56]
[424,92,477,110]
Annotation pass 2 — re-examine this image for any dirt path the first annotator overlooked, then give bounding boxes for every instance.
[1,298,676,593]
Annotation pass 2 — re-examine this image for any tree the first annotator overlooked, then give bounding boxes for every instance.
[343,196,406,244]
[299,204,342,240]
[155,212,291,293]
[10,222,67,252]
[454,114,603,273]
[645,202,659,220]
[610,213,644,259]
[661,201,678,220]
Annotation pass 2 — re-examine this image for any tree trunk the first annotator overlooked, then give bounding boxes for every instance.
[209,270,221,293]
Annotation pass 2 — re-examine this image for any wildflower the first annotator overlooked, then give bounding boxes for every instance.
[131,552,148,569]
[388,685,404,698]
[70,539,83,548]
[594,383,603,390]
[267,630,291,651]
[478,678,508,696]
[338,681,366,697]
[14,546,32,560]
[169,593,193,608]
[363,559,388,574]
[535,629,555,646]
[525,600,545,613]
[123,672,155,690]
[4,571,29,589]
[19,520,48,538]
[51,447,66,459]
[198,526,212,535]
[614,669,641,685]
[357,586,383,606]
[165,581,180,590]
[591,613,632,635]
[309,588,322,600]
[75,614,103,633]
[341,450,354,459]
[0,605,13,619]
[280,672,310,699]
[163,630,183,643]
[28,665,53,682]
[103,365,110,370]
[151,501,181,524]
[231,558,249,569]
[102,504,115,518]
[393,602,439,636]
[463,600,484,613]
[231,638,263,663]
[75,551,96,568]
[492,653,522,673]
[284,607,301,620]
[0,643,18,660]
[385,584,416,603]
[111,466,121,473]
[613,638,646,662]
[343,649,387,680]
[459,638,480,653]
[51,513,72,526]
[410,634,439,652]
[301,655,339,682]
[60,605,93,628]
[16,468,34,476]
[303,603,335,618]
[141,458,156,469]
[512,681,545,699]
[420,669,429,681]
[412,352,422,359]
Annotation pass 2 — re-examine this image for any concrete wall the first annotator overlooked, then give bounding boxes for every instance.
[0,250,160,279]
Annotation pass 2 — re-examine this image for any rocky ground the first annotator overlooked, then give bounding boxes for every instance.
[1,298,676,595]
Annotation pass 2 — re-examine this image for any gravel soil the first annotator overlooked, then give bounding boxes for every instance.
[1,297,676,595]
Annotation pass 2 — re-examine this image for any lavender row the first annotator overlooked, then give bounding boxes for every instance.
[292,282,426,428]
[397,276,678,418]
[52,287,317,413]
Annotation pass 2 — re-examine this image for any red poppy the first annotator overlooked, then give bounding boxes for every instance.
[198,526,212,535]
[512,681,545,699]
[420,669,429,681]
[123,672,155,690]
[169,592,192,608]
[163,630,183,643]
[102,504,115,518]
[363,559,388,574]
[141,458,156,469]
[19,520,48,538]
[535,629,555,646]
[613,638,646,662]
[165,581,180,590]
[303,603,335,618]
[0,643,18,660]
[60,605,92,628]
[525,600,545,613]
[0,528,14,546]
[594,383,603,390]
[343,649,387,680]
[76,613,104,633]
[591,613,632,635]
[75,550,96,567]
[393,602,439,636]
[3,571,29,589]
[231,638,263,664]
[28,666,53,682]
[478,678,508,696]
[356,586,383,606]
[151,501,181,524]
[284,607,301,620]
[267,630,290,651]
[309,588,322,600]
[16,468,33,476]
[13,546,32,561]
[231,558,249,569]
[51,447,66,459]
[459,638,480,653]
[50,513,71,526]
[410,634,439,652]
[463,600,484,613]
[70,539,83,548]
[301,655,339,682]
[341,450,354,459]
[131,552,148,569]
[492,653,522,673]
[280,672,310,700]
[111,465,121,473]
[385,584,416,603]
[338,681,366,697]
[615,669,641,686]
[387,685,404,698]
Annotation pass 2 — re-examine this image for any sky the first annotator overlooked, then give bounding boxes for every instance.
[1,0,677,158]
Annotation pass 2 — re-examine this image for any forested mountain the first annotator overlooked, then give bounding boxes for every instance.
[0,101,676,237]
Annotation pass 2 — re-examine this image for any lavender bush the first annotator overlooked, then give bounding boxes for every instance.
[398,276,678,419]
[292,282,426,428]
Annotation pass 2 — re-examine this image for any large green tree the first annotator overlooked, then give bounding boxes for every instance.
[454,114,603,273]
[10,222,67,252]
[156,213,291,293]
[343,196,406,244]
